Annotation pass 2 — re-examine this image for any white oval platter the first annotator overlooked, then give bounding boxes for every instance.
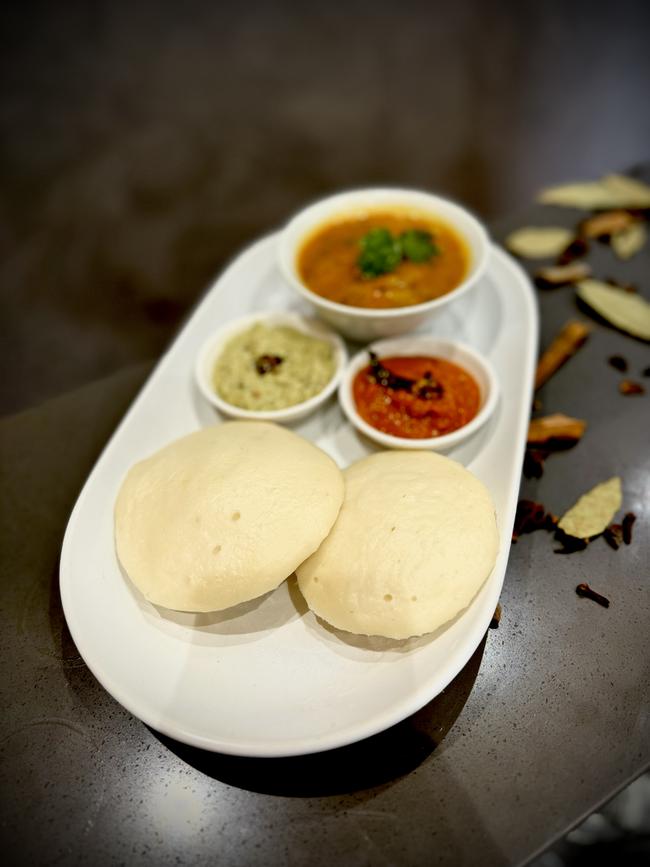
[60,234,537,757]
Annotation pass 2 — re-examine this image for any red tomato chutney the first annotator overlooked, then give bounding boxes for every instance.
[352,355,481,439]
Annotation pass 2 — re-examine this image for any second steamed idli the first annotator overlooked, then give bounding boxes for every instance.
[115,421,344,612]
[296,451,499,639]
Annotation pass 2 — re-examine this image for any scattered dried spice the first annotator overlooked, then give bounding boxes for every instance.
[611,222,647,260]
[643,367,650,377]
[557,477,622,540]
[255,354,283,375]
[557,237,589,265]
[604,523,624,550]
[527,413,586,446]
[608,354,628,372]
[532,398,543,412]
[580,210,635,239]
[512,499,557,542]
[523,449,549,479]
[576,280,650,340]
[622,512,636,545]
[535,261,591,288]
[619,380,645,396]
[535,320,591,390]
[604,277,637,294]
[506,226,575,259]
[489,604,502,629]
[554,531,589,554]
[576,583,610,608]
[366,352,444,399]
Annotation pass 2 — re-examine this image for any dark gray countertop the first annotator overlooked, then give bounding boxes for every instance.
[1,186,649,865]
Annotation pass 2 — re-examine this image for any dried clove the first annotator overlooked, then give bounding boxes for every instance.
[608,355,628,372]
[622,512,636,545]
[576,583,610,608]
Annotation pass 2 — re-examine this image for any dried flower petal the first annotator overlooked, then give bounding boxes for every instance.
[527,413,586,445]
[577,280,650,341]
[611,222,647,260]
[581,210,635,238]
[558,237,589,264]
[619,380,645,395]
[506,227,575,259]
[535,261,591,288]
[558,477,622,540]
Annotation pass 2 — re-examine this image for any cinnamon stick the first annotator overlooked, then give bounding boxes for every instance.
[535,320,591,390]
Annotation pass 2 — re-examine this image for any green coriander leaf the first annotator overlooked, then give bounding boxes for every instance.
[358,228,403,277]
[400,229,439,263]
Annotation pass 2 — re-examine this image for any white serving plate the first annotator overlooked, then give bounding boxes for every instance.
[60,234,538,758]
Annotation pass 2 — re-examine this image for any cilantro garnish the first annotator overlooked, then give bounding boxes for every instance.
[399,229,439,263]
[358,228,403,277]
[357,227,438,277]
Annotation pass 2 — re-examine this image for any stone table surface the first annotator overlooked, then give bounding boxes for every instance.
[1,192,649,866]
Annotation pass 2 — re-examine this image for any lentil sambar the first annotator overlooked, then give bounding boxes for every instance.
[298,210,470,309]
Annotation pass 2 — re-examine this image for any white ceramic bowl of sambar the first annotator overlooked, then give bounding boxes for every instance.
[277,188,491,342]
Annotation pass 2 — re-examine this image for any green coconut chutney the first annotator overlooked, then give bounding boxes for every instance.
[213,323,336,411]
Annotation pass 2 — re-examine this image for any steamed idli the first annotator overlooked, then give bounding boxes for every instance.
[115,421,344,612]
[296,451,498,639]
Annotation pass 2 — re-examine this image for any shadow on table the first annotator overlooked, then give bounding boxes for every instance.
[155,634,486,797]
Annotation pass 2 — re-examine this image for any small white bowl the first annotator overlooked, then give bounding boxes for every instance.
[278,187,491,342]
[195,312,347,423]
[338,336,499,450]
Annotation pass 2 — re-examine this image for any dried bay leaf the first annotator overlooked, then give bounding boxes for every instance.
[611,222,647,260]
[576,279,650,340]
[539,174,650,210]
[558,477,622,539]
[506,226,574,259]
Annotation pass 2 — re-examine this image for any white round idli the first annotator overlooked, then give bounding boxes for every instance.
[296,451,499,639]
[115,421,344,612]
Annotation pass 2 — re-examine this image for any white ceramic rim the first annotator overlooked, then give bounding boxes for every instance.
[338,336,500,450]
[194,311,347,422]
[278,187,491,320]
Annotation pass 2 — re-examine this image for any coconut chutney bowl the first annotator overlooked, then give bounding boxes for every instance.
[195,311,347,423]
[277,187,491,342]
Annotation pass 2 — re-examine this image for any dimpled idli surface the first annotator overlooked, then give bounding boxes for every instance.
[114,421,344,612]
[296,450,499,639]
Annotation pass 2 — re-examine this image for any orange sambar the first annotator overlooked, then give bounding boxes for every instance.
[298,211,469,309]
[353,355,480,439]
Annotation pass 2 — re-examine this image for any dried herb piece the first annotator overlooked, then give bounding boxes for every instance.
[523,448,549,479]
[535,261,591,288]
[512,499,557,541]
[576,583,610,608]
[506,226,574,259]
[557,237,589,264]
[576,280,650,341]
[557,476,622,540]
[527,413,586,446]
[255,354,283,375]
[535,320,591,390]
[489,604,502,629]
[611,222,647,260]
[580,210,635,239]
[619,380,645,395]
[622,512,636,545]
[604,524,623,550]
[643,367,650,377]
[539,174,650,210]
[608,355,628,372]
